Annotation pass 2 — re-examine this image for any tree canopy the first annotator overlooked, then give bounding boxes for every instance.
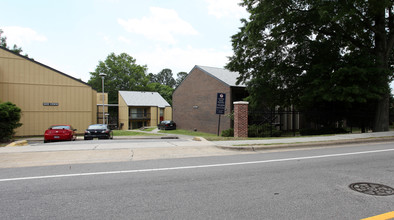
[88,52,150,104]
[88,54,188,105]
[175,71,188,87]
[226,0,394,131]
[149,68,176,88]
[147,83,174,105]
[147,69,189,104]
[1,29,29,57]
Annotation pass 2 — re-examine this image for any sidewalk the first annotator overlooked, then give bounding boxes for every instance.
[0,136,233,168]
[1,131,394,168]
[4,131,394,152]
[213,131,394,150]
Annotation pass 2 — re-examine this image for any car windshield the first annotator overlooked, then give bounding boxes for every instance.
[51,125,70,130]
[88,125,107,130]
[161,121,171,124]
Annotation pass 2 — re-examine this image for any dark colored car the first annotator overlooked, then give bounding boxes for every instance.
[158,120,176,130]
[84,124,113,140]
[44,125,77,143]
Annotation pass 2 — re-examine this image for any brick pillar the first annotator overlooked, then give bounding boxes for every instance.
[233,101,248,138]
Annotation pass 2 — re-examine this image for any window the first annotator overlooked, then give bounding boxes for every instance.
[130,108,147,119]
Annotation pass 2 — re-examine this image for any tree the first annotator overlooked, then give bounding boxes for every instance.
[149,68,176,88]
[1,29,26,56]
[147,83,174,105]
[0,102,22,142]
[175,71,188,87]
[147,70,187,104]
[88,53,150,104]
[226,0,394,131]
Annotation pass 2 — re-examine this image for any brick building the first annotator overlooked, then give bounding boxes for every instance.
[172,65,247,134]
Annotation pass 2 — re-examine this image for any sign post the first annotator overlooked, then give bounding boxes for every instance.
[216,93,226,136]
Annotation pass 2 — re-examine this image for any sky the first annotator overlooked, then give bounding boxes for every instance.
[1,0,248,83]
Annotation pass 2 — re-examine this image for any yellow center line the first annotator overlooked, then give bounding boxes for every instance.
[362,211,394,220]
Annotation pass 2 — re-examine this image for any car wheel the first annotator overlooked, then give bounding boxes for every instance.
[44,140,49,143]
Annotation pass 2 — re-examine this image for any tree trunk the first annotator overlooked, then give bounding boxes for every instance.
[373,93,390,132]
[372,2,390,132]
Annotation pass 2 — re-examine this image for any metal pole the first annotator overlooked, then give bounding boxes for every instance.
[217,114,221,136]
[102,76,105,124]
[98,73,106,125]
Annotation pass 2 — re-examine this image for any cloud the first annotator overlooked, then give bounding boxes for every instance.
[118,36,131,45]
[118,7,198,45]
[136,45,231,75]
[205,0,247,18]
[2,26,47,46]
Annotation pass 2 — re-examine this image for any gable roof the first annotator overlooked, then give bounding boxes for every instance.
[195,65,246,87]
[119,91,171,108]
[0,46,94,89]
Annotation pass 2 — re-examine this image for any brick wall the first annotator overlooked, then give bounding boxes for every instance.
[173,67,231,134]
[234,101,248,137]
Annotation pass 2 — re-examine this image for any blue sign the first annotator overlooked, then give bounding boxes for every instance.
[216,93,226,115]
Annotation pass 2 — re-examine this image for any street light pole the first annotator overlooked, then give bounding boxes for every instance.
[99,73,106,124]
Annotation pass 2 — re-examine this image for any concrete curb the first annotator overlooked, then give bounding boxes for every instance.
[5,140,28,147]
[215,136,394,151]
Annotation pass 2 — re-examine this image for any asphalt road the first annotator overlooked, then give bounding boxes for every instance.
[0,142,393,219]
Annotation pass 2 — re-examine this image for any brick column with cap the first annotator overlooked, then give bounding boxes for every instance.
[233,101,248,138]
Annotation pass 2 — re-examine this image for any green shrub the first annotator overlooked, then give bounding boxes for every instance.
[221,128,234,137]
[248,124,281,137]
[0,102,22,142]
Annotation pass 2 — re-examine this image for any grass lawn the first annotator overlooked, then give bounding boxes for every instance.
[0,142,9,147]
[141,127,157,132]
[158,129,252,141]
[158,129,217,137]
[157,128,356,141]
[112,130,160,136]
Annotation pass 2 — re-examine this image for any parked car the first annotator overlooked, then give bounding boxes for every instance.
[84,124,113,140]
[158,120,176,130]
[44,125,77,143]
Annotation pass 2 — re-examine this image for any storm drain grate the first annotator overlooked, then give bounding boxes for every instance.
[349,182,394,196]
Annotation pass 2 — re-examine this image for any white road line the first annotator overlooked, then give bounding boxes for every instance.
[1,148,393,182]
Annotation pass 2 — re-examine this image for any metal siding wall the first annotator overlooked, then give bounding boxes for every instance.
[150,106,158,126]
[118,93,128,130]
[164,107,172,121]
[0,48,96,136]
[92,90,97,124]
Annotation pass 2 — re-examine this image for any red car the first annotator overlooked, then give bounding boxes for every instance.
[44,125,77,143]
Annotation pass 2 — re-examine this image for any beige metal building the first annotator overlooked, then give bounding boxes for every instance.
[0,47,97,136]
[118,91,172,130]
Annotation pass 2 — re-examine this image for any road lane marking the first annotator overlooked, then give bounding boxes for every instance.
[361,211,394,220]
[0,148,394,182]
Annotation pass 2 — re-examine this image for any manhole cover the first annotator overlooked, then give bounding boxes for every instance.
[349,182,394,196]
